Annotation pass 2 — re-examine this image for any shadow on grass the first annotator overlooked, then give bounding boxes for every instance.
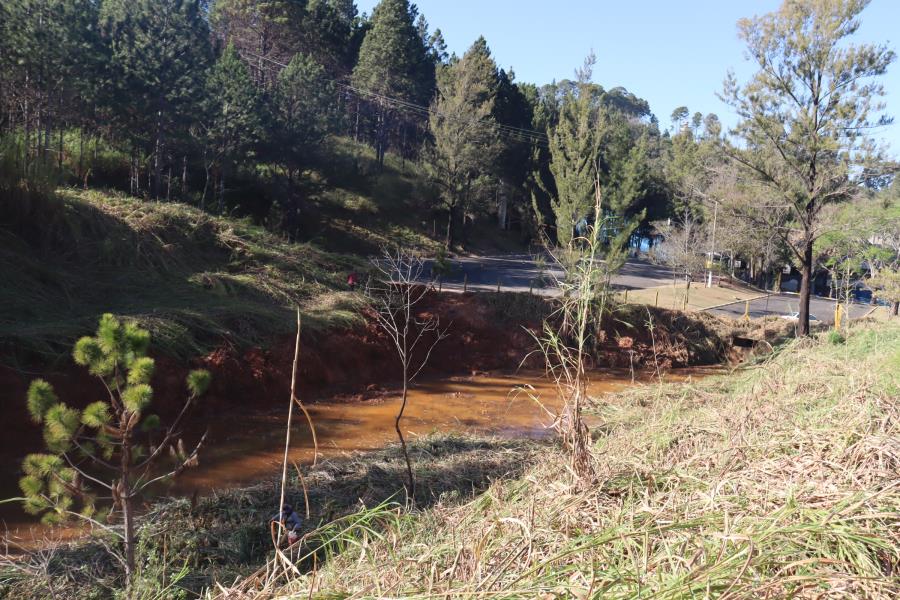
[3,436,544,599]
[0,187,361,364]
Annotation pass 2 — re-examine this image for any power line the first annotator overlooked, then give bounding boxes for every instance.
[237,49,551,147]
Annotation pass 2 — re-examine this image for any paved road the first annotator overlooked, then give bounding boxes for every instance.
[430,254,671,296]
[706,293,876,325]
[426,254,878,324]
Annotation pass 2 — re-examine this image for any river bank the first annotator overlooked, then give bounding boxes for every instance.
[0,291,769,529]
[240,320,899,599]
[5,320,895,599]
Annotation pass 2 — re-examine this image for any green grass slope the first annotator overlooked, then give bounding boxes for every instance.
[0,188,365,361]
[0,137,527,363]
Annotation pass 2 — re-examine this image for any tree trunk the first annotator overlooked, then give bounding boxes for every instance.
[218,170,226,213]
[201,163,210,211]
[376,103,387,167]
[78,128,85,184]
[181,155,187,198]
[57,118,63,173]
[891,301,898,317]
[122,493,135,591]
[153,108,164,198]
[798,237,814,336]
[445,205,455,249]
[395,379,414,505]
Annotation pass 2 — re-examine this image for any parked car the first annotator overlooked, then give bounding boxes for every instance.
[781,311,822,323]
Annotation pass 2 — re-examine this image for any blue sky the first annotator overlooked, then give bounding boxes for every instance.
[356,0,900,155]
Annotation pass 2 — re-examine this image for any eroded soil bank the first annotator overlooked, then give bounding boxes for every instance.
[0,292,772,538]
[0,291,749,420]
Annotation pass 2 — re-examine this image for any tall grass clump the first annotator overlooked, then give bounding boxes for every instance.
[262,320,899,599]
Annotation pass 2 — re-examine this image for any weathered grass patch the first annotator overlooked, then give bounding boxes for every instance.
[257,321,899,599]
[0,188,366,361]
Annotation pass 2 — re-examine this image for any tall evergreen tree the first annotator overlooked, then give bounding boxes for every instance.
[0,0,104,175]
[271,53,337,180]
[351,0,433,164]
[100,0,213,198]
[210,0,305,87]
[722,0,894,335]
[492,68,535,230]
[427,37,501,248]
[545,56,601,248]
[196,44,264,211]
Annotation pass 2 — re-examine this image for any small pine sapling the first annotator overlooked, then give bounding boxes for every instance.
[20,314,211,587]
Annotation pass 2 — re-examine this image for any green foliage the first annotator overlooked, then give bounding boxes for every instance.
[430,246,454,279]
[352,0,433,104]
[42,403,80,453]
[271,52,338,174]
[73,336,104,370]
[20,314,213,584]
[99,0,213,196]
[141,414,161,432]
[186,369,212,398]
[22,453,63,477]
[722,0,895,334]
[545,57,599,248]
[26,379,58,423]
[827,330,846,345]
[18,475,43,497]
[201,44,264,171]
[426,37,501,247]
[127,356,155,385]
[122,384,153,414]
[538,55,654,247]
[82,401,111,428]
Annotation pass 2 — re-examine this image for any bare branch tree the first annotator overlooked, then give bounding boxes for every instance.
[365,249,449,503]
[652,213,709,309]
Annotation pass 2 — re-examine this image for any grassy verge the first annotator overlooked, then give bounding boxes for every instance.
[0,187,366,361]
[0,437,543,599]
[255,320,898,598]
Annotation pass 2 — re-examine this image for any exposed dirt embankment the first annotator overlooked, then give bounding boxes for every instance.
[0,292,755,431]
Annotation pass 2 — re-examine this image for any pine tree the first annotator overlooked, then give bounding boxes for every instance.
[351,0,433,164]
[492,68,535,230]
[546,56,601,248]
[196,44,264,211]
[0,0,104,176]
[271,53,337,179]
[21,314,211,588]
[427,37,501,248]
[722,0,895,335]
[99,0,213,198]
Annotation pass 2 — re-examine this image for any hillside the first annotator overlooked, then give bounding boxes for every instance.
[0,187,360,362]
[0,137,534,365]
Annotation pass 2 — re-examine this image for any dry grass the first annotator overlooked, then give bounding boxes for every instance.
[246,321,900,599]
[624,283,766,311]
[0,437,542,599]
[0,187,366,360]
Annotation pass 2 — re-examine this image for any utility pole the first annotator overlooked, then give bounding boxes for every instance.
[707,200,718,288]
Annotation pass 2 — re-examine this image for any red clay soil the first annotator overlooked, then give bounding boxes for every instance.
[0,292,734,460]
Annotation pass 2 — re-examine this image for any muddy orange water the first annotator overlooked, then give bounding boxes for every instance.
[1,368,711,546]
